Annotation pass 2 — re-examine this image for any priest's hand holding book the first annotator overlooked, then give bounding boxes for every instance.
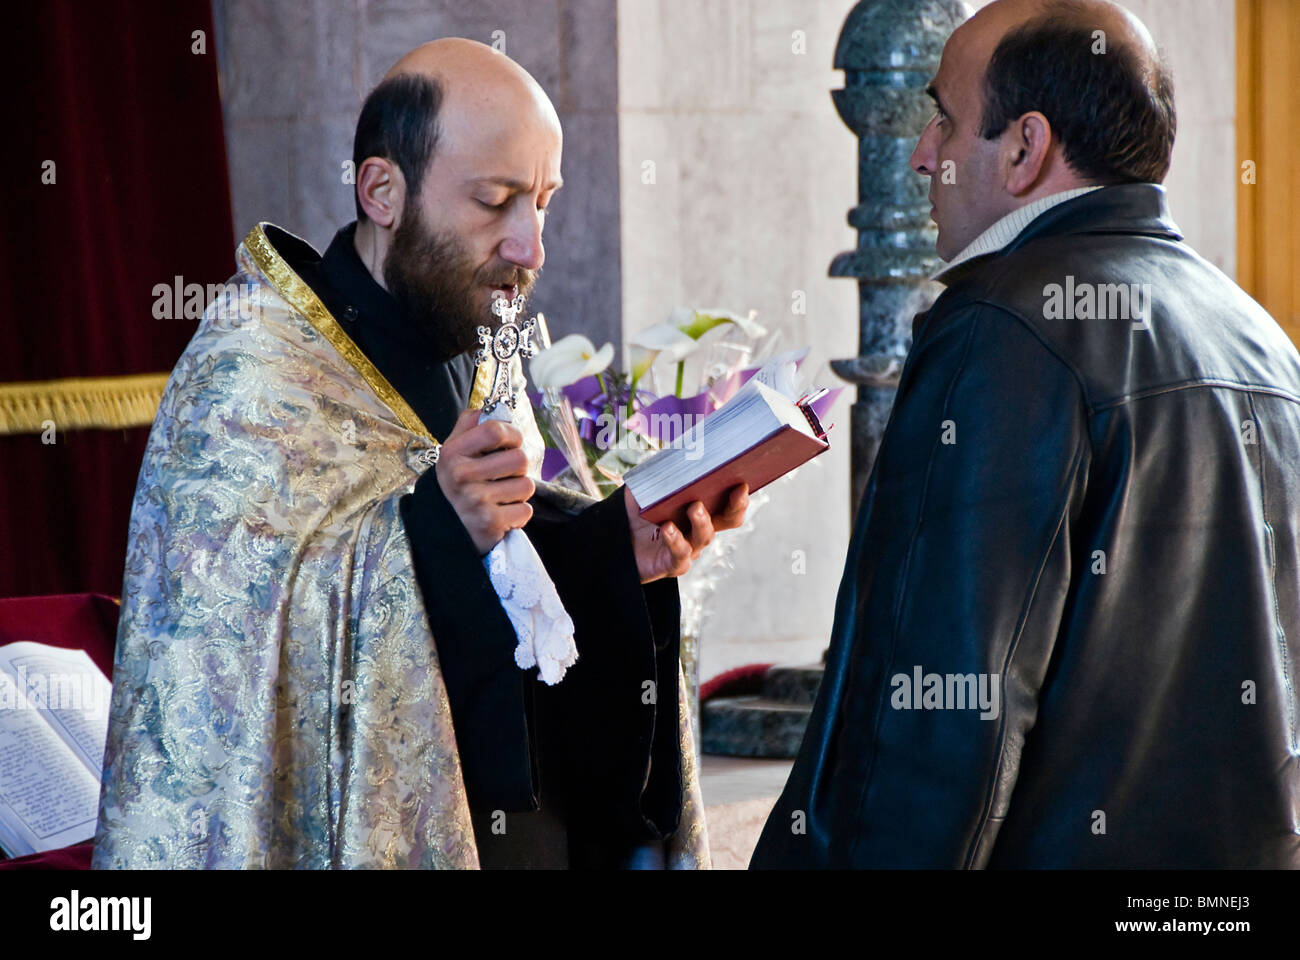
[625,481,750,584]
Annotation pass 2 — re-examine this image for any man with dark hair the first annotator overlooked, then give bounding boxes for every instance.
[351,72,444,223]
[978,0,1176,185]
[753,0,1300,868]
[95,38,748,870]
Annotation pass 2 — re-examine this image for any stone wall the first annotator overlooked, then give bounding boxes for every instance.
[618,0,861,677]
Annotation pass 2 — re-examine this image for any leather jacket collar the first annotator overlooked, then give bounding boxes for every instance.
[933,183,1184,289]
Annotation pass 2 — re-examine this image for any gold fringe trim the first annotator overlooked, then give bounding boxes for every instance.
[243,223,439,446]
[0,373,170,435]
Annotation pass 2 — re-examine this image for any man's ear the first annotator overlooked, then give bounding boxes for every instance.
[356,157,404,228]
[1003,111,1052,196]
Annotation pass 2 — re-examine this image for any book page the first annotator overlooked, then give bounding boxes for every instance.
[0,642,111,776]
[0,684,102,857]
[624,382,782,505]
[748,348,806,399]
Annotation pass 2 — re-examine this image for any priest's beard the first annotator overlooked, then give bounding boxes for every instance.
[382,204,537,359]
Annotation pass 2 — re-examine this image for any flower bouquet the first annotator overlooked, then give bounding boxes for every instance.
[528,307,842,748]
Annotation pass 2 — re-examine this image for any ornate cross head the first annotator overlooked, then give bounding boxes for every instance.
[474,292,538,413]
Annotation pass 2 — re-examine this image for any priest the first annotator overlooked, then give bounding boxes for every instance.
[92,38,748,869]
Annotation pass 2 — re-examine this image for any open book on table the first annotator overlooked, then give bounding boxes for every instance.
[0,642,111,858]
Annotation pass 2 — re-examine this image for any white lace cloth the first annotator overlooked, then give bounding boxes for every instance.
[480,402,578,685]
[485,529,578,684]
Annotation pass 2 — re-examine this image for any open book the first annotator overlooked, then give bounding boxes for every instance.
[624,376,830,529]
[0,642,111,858]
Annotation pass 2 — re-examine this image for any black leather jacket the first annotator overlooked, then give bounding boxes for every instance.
[751,183,1300,868]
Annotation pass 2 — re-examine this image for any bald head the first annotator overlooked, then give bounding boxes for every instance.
[960,0,1159,81]
[348,38,564,355]
[384,36,551,95]
[974,0,1174,181]
[382,38,562,155]
[352,39,562,223]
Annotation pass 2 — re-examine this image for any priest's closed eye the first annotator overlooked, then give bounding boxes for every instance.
[478,197,510,211]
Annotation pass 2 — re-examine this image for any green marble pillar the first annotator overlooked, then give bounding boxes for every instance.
[829,0,969,516]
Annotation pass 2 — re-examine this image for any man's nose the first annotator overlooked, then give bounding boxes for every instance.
[910,118,938,177]
[498,209,545,272]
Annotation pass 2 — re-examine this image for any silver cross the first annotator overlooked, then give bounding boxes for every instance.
[474,293,538,414]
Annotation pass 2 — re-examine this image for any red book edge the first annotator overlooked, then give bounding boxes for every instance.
[637,400,830,529]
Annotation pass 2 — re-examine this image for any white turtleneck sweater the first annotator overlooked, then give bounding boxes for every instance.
[934,185,1103,278]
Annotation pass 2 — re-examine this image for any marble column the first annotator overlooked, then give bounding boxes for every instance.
[828,0,968,516]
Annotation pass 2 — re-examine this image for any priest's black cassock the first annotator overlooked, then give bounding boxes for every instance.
[285,222,683,869]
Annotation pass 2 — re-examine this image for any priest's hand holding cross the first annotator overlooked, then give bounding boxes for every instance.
[435,408,536,555]
[436,410,749,582]
[624,482,750,583]
[438,288,750,581]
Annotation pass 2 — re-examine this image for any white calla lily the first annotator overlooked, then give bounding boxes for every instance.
[628,321,700,362]
[677,307,767,340]
[628,305,765,399]
[627,343,660,383]
[529,334,614,389]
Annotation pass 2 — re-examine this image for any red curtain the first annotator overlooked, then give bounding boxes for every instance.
[0,0,235,597]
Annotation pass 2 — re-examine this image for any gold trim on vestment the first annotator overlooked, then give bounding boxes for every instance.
[0,372,170,435]
[243,222,439,445]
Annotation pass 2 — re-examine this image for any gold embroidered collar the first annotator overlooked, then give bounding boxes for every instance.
[243,222,440,444]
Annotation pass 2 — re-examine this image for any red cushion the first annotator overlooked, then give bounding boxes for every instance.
[0,592,119,676]
[0,593,118,869]
[0,841,94,870]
